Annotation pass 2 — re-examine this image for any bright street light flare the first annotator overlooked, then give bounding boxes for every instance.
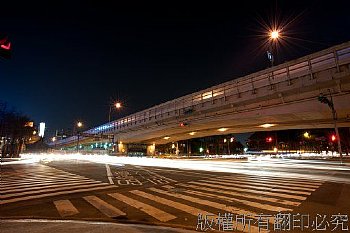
[115,102,122,109]
[270,30,280,40]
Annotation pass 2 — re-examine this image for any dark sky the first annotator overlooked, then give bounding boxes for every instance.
[1,1,349,136]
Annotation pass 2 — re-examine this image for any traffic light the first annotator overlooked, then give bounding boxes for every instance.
[266,137,273,143]
[179,122,188,127]
[0,35,11,59]
[331,134,336,142]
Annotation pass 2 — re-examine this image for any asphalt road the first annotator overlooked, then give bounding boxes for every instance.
[1,155,350,233]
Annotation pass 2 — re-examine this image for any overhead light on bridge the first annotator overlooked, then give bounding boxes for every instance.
[259,123,276,128]
[163,136,170,140]
[217,128,228,132]
[188,132,196,136]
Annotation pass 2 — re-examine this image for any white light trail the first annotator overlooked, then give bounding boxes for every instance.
[17,153,350,184]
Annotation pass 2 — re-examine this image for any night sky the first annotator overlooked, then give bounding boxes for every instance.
[1,1,349,136]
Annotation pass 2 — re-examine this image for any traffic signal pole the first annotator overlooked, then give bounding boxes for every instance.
[329,92,343,164]
[319,91,343,163]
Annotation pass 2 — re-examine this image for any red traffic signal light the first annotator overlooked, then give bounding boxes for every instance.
[0,35,11,59]
[179,122,188,127]
[266,137,273,143]
[331,134,336,142]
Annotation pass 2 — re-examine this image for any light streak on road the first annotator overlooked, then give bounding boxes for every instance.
[17,153,350,184]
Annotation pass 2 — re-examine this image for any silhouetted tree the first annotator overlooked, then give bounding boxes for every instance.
[0,101,34,158]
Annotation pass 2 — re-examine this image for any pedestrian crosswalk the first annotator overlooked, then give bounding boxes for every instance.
[51,174,324,232]
[0,164,116,205]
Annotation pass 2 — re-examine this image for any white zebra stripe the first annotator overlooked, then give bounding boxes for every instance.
[148,187,261,233]
[1,180,102,194]
[189,181,307,200]
[0,186,115,205]
[83,195,125,218]
[108,193,176,222]
[219,175,322,186]
[198,179,312,195]
[208,177,317,191]
[1,183,110,199]
[176,183,300,206]
[130,190,211,216]
[54,199,79,217]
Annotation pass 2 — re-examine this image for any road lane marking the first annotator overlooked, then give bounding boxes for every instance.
[189,181,307,201]
[133,166,177,182]
[0,186,116,205]
[208,177,317,191]
[83,195,125,217]
[105,164,114,185]
[199,179,312,195]
[54,200,79,217]
[176,183,300,206]
[148,187,261,233]
[1,183,111,199]
[108,193,176,222]
[130,190,211,216]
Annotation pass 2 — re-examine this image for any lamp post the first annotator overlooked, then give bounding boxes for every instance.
[318,91,343,163]
[76,121,83,153]
[108,101,122,154]
[52,137,57,150]
[109,102,122,122]
[267,30,280,67]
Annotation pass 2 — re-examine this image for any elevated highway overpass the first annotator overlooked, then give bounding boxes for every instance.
[52,41,350,152]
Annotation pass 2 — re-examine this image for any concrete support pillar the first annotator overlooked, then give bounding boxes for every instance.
[147,143,156,156]
[175,142,179,156]
[118,141,127,154]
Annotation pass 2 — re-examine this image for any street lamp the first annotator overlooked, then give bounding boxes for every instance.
[318,91,343,163]
[76,121,83,152]
[108,102,122,154]
[52,136,57,150]
[267,29,280,67]
[303,132,310,139]
[109,102,122,122]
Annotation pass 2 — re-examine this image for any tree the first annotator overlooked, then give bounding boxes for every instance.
[0,101,35,158]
